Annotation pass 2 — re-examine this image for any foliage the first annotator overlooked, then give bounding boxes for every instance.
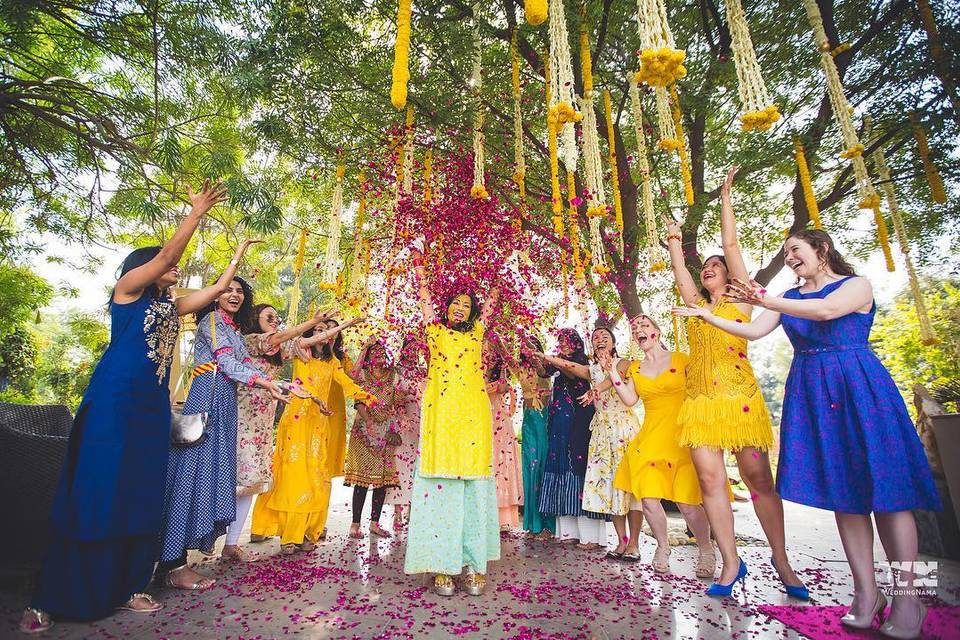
[0,326,39,397]
[33,311,110,409]
[0,264,53,336]
[871,277,960,407]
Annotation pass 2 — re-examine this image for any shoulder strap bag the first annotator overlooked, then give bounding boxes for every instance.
[171,313,218,447]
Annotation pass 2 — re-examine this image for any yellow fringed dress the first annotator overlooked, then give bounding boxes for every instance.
[251,351,373,545]
[614,353,702,505]
[677,298,773,451]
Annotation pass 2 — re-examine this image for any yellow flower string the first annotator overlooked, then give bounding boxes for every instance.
[511,29,527,233]
[793,136,822,229]
[724,0,780,132]
[910,113,947,204]
[867,116,936,344]
[322,161,346,283]
[390,0,412,110]
[630,80,664,271]
[860,116,894,273]
[634,0,686,87]
[469,5,488,200]
[917,0,960,123]
[670,85,694,206]
[545,50,569,304]
[672,287,687,351]
[423,147,433,204]
[578,12,608,274]
[346,172,367,309]
[603,90,624,249]
[566,170,585,279]
[402,106,414,195]
[287,228,308,323]
[524,0,547,25]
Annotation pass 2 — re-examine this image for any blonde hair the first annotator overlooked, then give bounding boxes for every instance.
[629,314,669,351]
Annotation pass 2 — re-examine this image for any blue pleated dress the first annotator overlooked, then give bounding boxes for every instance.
[777,277,942,515]
[32,293,180,619]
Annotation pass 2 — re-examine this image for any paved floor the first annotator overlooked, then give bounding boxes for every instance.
[3,480,958,639]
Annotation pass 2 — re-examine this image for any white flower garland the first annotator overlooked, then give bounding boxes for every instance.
[724,0,780,131]
[549,0,580,173]
[630,80,664,271]
[322,163,345,283]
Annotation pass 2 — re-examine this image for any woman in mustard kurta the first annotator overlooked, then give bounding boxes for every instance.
[664,166,805,598]
[250,316,370,553]
[322,317,353,479]
[403,244,501,597]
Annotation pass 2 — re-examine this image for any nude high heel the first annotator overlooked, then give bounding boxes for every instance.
[840,589,887,630]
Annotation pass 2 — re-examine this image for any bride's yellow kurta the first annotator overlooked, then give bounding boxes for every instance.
[325,353,353,478]
[251,351,373,544]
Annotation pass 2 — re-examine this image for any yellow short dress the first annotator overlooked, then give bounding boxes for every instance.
[614,353,702,505]
[677,298,773,451]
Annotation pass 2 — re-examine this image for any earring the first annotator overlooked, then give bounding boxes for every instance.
[817,259,826,272]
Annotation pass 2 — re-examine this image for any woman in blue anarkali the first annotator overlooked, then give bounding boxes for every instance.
[20,181,253,633]
[676,228,941,639]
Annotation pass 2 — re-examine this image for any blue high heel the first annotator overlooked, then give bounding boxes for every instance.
[771,556,810,601]
[706,558,748,597]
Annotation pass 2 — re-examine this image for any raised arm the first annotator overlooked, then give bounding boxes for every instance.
[264,306,335,348]
[411,243,436,325]
[673,304,781,341]
[114,180,227,304]
[731,276,874,322]
[175,239,261,316]
[537,352,591,380]
[607,361,640,407]
[719,166,751,283]
[664,214,704,307]
[299,315,366,349]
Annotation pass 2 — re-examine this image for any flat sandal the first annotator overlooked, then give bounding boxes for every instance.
[19,608,53,634]
[117,593,163,613]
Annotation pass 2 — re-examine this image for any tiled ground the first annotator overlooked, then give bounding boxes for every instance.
[2,480,958,639]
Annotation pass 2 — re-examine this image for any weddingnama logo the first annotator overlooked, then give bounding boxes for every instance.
[882,561,938,596]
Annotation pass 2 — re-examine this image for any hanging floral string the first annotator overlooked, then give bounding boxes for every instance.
[423,146,434,204]
[866,116,936,344]
[548,0,580,173]
[511,29,527,231]
[724,0,780,132]
[320,161,346,287]
[577,15,607,275]
[669,85,694,206]
[630,80,664,271]
[602,90,624,252]
[910,113,947,204]
[793,136,823,229]
[672,287,687,350]
[565,170,585,280]
[391,0,412,110]
[634,0,686,88]
[860,117,895,273]
[346,172,368,309]
[653,86,679,151]
[525,0,547,26]
[801,0,880,212]
[287,228,308,322]
[402,106,414,196]
[470,6,488,200]
[917,0,960,125]
[544,51,569,307]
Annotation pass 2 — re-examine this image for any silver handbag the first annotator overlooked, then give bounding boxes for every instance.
[171,313,218,448]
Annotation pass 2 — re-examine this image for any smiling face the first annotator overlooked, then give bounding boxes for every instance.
[783,236,824,280]
[446,294,473,325]
[591,328,614,355]
[156,265,180,290]
[258,306,280,333]
[698,256,729,293]
[217,280,245,315]
[629,315,661,353]
[557,331,580,357]
[365,343,390,370]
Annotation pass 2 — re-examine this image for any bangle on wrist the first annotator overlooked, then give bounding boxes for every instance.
[229,259,239,266]
[666,232,681,242]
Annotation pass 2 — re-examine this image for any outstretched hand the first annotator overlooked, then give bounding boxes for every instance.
[726,277,767,306]
[187,179,228,216]
[577,388,599,407]
[672,305,709,319]
[721,166,739,197]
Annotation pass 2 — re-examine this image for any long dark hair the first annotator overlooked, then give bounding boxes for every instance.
[556,328,588,365]
[699,254,728,302]
[306,319,344,361]
[360,340,393,371]
[108,245,165,308]
[243,303,283,367]
[442,290,480,332]
[485,349,505,384]
[787,229,858,278]
[519,336,544,367]
[590,326,618,363]
[197,276,254,329]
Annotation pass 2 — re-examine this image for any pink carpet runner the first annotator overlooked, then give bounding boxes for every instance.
[758,604,960,639]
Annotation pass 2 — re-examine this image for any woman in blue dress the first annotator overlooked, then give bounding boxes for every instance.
[676,228,941,639]
[533,330,604,548]
[156,275,292,591]
[19,181,253,633]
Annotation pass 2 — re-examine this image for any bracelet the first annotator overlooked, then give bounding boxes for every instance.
[665,232,682,242]
[229,259,239,266]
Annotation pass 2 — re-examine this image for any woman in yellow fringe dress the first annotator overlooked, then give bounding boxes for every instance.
[250,316,371,554]
[665,166,807,599]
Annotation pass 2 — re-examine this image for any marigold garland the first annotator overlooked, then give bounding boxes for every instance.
[860,117,894,273]
[287,228,308,323]
[548,0,580,172]
[578,15,607,274]
[565,170,585,280]
[669,85,694,206]
[654,86,679,151]
[390,0,412,110]
[723,0,780,132]
[524,0,547,26]
[793,137,823,229]
[630,80,664,272]
[917,0,960,126]
[544,52,568,291]
[423,147,433,204]
[511,29,527,231]
[910,113,947,204]
[635,0,685,87]
[603,90,624,249]
[402,106,414,195]
[802,0,880,213]
[346,172,368,309]
[866,116,936,344]
[322,161,346,283]
[470,7,488,200]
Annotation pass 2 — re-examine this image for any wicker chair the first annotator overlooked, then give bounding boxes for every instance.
[0,403,73,575]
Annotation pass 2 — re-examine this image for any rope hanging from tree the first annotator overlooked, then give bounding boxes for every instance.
[511,29,527,233]
[793,136,823,229]
[865,116,936,345]
[630,80,664,272]
[469,6,488,200]
[577,15,608,275]
[723,0,780,132]
[390,0,412,109]
[524,0,547,26]
[634,0,686,88]
[548,0,580,173]
[910,113,947,204]
[320,161,346,287]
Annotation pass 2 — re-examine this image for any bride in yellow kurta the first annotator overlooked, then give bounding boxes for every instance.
[250,317,371,552]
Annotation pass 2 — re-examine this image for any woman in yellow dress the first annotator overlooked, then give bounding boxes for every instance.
[665,166,805,598]
[250,315,371,554]
[603,314,716,577]
[322,317,354,481]
[403,243,501,597]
